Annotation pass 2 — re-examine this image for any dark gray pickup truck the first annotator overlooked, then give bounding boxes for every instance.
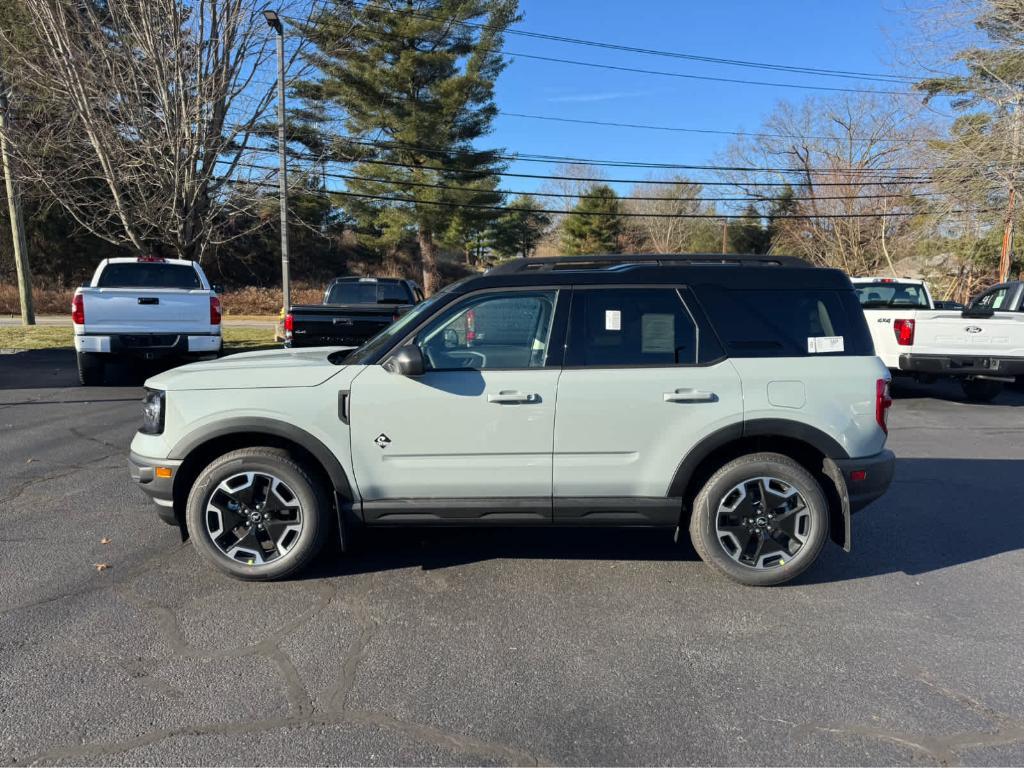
[284,276,424,348]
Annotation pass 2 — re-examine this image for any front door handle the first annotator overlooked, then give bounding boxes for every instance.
[487,391,539,404]
[664,388,717,403]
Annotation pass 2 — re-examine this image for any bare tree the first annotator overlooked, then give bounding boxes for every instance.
[0,0,306,261]
[719,93,930,276]
[623,176,720,253]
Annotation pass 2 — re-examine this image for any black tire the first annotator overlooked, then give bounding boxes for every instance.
[185,447,330,581]
[961,378,1002,403]
[688,452,829,587]
[76,352,105,386]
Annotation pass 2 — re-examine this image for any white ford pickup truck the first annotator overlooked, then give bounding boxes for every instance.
[72,257,222,385]
[852,277,1024,401]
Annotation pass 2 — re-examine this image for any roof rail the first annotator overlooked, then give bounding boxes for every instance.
[486,253,809,274]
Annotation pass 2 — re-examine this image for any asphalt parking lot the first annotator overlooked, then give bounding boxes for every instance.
[1,350,1023,766]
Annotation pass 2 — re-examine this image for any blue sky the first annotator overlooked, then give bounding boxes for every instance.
[488,0,915,194]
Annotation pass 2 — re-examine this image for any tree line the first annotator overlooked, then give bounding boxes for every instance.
[0,0,1022,302]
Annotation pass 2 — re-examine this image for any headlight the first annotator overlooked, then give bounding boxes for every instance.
[140,389,165,435]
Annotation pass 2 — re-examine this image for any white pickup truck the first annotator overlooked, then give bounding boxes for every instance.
[72,257,222,385]
[852,277,1024,401]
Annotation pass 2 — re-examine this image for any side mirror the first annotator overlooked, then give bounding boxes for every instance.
[443,328,460,349]
[385,344,425,377]
[211,284,225,295]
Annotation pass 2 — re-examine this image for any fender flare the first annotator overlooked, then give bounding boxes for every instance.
[666,418,849,498]
[169,417,352,499]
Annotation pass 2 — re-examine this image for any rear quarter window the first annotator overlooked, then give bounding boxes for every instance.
[97,263,201,289]
[693,286,874,358]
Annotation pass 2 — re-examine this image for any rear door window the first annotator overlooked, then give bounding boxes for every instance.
[565,288,700,367]
[97,263,201,289]
[694,286,873,357]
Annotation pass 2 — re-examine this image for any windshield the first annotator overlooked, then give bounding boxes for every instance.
[854,283,929,309]
[98,263,201,289]
[334,288,455,365]
[326,281,410,305]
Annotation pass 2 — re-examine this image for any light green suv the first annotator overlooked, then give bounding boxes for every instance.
[129,255,896,586]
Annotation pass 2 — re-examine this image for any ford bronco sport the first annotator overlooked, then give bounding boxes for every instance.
[129,254,895,586]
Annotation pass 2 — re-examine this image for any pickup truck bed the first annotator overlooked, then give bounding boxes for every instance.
[73,257,222,385]
[853,277,1024,401]
[285,276,422,349]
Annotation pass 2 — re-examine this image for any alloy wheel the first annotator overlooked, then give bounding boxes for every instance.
[205,471,303,565]
[714,476,810,569]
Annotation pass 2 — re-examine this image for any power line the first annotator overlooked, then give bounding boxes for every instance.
[344,1,915,84]
[239,143,937,187]
[233,177,987,220]
[232,157,943,204]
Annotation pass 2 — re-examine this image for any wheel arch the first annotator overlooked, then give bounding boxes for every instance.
[168,418,353,533]
[669,420,851,550]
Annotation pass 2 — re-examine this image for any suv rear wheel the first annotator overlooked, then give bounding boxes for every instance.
[185,447,330,581]
[689,453,829,586]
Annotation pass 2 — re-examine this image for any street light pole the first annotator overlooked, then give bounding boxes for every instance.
[263,10,290,315]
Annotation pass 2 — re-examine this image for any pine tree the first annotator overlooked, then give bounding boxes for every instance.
[561,184,622,255]
[296,0,519,293]
[490,195,550,258]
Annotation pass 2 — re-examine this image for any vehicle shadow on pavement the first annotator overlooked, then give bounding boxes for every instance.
[803,457,1024,584]
[0,349,169,390]
[308,526,699,579]
[304,456,1023,585]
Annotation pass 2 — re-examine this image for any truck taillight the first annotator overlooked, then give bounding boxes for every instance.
[876,378,893,434]
[893,318,915,346]
[71,294,85,325]
[466,308,476,343]
[284,313,293,338]
[209,296,221,325]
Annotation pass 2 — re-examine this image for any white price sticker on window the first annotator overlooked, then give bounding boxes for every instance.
[605,310,621,331]
[807,336,844,354]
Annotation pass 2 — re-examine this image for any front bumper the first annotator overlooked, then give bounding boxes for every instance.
[129,450,181,524]
[899,353,1024,378]
[835,449,895,513]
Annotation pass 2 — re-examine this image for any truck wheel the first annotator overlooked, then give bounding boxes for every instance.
[185,447,330,581]
[961,378,1002,403]
[688,453,829,587]
[76,352,105,386]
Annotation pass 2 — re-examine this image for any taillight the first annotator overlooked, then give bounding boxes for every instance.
[71,294,85,325]
[876,378,893,434]
[284,313,294,338]
[466,308,476,343]
[209,296,221,325]
[893,318,915,346]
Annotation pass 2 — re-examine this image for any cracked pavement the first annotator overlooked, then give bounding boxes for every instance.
[2,350,1024,766]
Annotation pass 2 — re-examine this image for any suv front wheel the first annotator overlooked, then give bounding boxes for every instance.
[185,447,330,580]
[689,453,829,586]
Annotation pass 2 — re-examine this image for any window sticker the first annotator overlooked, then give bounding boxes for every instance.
[605,310,621,331]
[807,336,845,354]
[642,313,675,353]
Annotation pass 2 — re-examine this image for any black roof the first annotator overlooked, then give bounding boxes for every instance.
[449,254,852,294]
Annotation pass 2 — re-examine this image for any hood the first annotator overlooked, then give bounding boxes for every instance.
[146,346,353,391]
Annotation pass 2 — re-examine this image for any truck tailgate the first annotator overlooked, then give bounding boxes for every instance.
[83,289,214,334]
[290,304,399,345]
[912,310,1024,358]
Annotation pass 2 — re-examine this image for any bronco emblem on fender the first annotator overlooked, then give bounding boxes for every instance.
[375,433,392,449]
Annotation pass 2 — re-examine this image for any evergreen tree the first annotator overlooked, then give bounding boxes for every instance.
[490,195,551,258]
[727,204,770,254]
[296,0,519,294]
[561,184,623,255]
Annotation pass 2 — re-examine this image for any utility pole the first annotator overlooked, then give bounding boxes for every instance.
[721,217,729,254]
[998,97,1022,284]
[263,10,290,314]
[0,77,34,325]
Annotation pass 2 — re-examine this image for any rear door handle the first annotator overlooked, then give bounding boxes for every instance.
[487,391,539,404]
[664,388,717,403]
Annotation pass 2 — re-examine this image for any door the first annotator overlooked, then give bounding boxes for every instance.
[349,289,565,523]
[552,286,743,524]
